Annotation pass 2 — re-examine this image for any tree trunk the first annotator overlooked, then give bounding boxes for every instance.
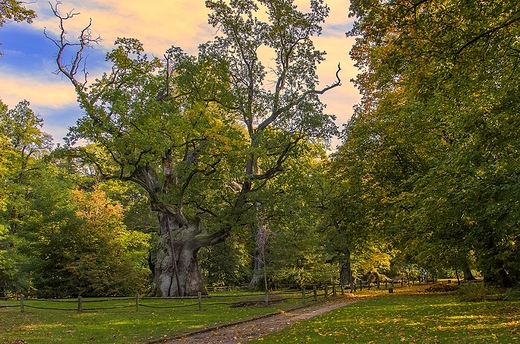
[484,267,513,288]
[151,212,207,297]
[339,248,353,286]
[249,221,270,291]
[249,256,264,290]
[462,260,476,281]
[481,234,514,288]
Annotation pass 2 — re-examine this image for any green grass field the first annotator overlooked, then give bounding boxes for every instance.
[2,286,519,343]
[0,292,302,343]
[251,289,520,343]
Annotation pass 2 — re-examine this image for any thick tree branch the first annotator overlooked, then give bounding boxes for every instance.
[251,136,302,181]
[456,11,520,56]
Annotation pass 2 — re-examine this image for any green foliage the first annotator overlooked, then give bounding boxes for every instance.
[25,185,151,298]
[0,0,36,55]
[503,288,520,301]
[258,143,335,287]
[0,0,36,26]
[99,179,158,234]
[342,0,520,287]
[0,99,53,294]
[0,99,153,297]
[0,225,19,293]
[199,235,251,287]
[457,282,490,302]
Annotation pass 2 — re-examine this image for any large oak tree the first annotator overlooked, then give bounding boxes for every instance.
[50,0,340,296]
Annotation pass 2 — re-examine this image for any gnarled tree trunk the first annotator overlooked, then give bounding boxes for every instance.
[151,212,208,297]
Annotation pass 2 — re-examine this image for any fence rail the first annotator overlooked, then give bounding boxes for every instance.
[1,280,439,313]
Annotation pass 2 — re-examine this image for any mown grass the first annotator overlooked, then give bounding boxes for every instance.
[251,287,520,343]
[0,292,303,343]
[3,285,520,343]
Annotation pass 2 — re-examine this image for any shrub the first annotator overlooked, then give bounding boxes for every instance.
[457,282,487,302]
[503,288,520,301]
[425,283,459,293]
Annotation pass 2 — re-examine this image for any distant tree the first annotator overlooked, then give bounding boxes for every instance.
[266,145,335,288]
[0,99,52,294]
[25,183,151,298]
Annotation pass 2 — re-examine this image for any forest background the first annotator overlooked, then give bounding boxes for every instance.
[1,0,519,298]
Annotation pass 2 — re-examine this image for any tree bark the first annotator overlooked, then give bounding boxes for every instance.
[339,248,353,286]
[151,212,207,297]
[462,260,476,281]
[249,222,269,291]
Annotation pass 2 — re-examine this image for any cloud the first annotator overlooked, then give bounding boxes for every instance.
[2,0,360,144]
[0,68,75,108]
[0,66,82,143]
[31,0,213,55]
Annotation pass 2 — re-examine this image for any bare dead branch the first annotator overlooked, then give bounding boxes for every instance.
[44,1,101,91]
[314,63,342,95]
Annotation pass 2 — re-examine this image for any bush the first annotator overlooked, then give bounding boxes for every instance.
[457,282,487,302]
[503,288,520,301]
[425,283,459,293]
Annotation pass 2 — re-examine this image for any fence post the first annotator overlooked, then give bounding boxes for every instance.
[198,292,202,311]
[333,284,337,296]
[20,294,24,313]
[136,294,139,312]
[78,296,83,312]
[313,286,317,302]
[301,287,306,304]
[265,290,269,306]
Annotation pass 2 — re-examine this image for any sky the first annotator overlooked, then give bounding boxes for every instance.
[0,0,359,146]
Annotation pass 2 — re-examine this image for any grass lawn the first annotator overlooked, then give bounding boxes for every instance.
[2,286,520,343]
[0,293,302,343]
[251,288,520,343]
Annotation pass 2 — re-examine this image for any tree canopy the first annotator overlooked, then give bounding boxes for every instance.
[341,0,520,287]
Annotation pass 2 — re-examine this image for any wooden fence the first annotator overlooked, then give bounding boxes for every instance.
[0,280,435,313]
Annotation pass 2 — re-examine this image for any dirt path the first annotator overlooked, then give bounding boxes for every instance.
[152,296,358,344]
